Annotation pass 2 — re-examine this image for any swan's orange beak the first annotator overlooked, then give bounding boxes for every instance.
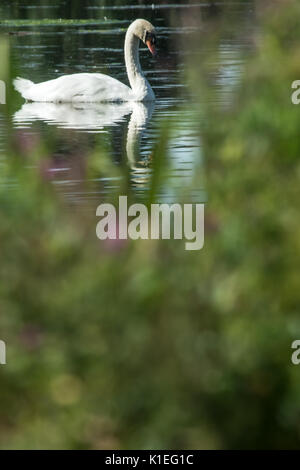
[146,39,156,56]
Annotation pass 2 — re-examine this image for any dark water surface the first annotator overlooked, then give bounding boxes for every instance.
[0,0,256,205]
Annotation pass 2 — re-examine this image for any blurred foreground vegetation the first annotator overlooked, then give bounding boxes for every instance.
[1,0,300,449]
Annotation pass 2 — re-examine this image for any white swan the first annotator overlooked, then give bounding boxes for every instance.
[13,19,157,103]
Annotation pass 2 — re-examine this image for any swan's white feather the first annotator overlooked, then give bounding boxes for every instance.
[14,73,135,103]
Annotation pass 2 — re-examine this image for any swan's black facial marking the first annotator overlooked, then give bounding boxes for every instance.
[145,31,157,56]
[144,31,156,45]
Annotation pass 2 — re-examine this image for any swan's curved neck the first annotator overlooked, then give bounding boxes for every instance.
[124,28,154,101]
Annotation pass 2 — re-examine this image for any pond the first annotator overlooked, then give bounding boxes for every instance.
[0,0,255,207]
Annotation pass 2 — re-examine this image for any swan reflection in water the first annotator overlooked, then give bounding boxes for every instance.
[13,101,155,192]
[13,101,204,203]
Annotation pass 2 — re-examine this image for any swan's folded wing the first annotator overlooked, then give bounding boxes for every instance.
[15,73,134,103]
[72,73,134,103]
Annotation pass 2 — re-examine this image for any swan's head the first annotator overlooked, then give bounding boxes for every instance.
[130,19,157,56]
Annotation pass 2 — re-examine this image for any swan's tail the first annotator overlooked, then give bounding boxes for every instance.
[13,77,34,97]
